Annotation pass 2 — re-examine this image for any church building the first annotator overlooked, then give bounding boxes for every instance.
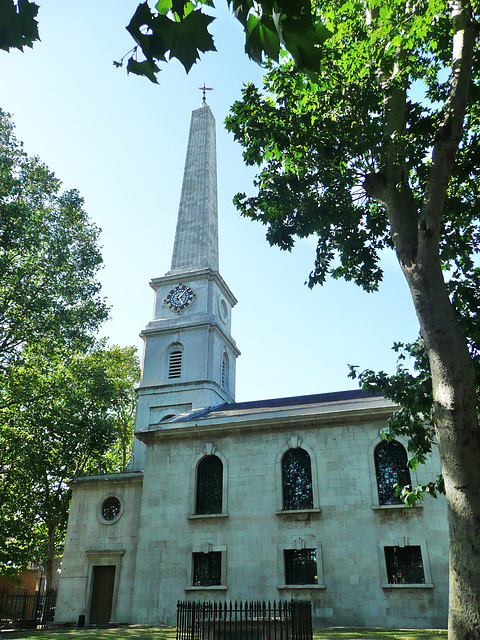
[54,101,449,629]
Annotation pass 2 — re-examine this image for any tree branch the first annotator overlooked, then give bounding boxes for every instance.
[422,1,478,243]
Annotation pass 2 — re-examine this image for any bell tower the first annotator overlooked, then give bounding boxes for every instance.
[129,101,240,470]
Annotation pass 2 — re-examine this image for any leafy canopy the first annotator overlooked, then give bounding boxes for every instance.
[226,1,480,293]
[120,0,330,81]
[0,0,329,82]
[224,0,480,501]
[0,109,108,371]
[0,343,140,577]
[0,109,140,577]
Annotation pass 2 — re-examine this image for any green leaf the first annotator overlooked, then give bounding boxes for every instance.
[155,0,173,14]
[0,0,39,52]
[245,14,281,64]
[126,57,160,83]
[167,10,216,72]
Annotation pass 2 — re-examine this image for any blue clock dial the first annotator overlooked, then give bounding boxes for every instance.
[164,284,195,313]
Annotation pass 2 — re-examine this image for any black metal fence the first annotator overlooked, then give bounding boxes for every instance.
[177,600,312,640]
[0,589,57,630]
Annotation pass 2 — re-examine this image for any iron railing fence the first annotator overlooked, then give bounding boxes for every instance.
[177,600,312,640]
[0,589,57,629]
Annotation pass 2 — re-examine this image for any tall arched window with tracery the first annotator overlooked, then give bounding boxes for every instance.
[195,455,223,514]
[374,440,411,505]
[168,344,183,379]
[282,448,313,510]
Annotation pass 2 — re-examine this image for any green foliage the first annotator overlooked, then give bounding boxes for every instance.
[225,0,480,508]
[0,0,39,52]
[116,0,329,83]
[0,110,140,579]
[0,343,140,577]
[225,0,480,290]
[348,339,445,503]
[96,344,141,472]
[0,109,108,372]
[226,69,389,291]
[1,0,328,84]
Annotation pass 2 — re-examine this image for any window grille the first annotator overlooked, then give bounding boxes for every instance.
[282,448,313,510]
[195,455,223,514]
[101,497,121,521]
[375,440,411,505]
[384,545,425,584]
[193,551,222,586]
[284,549,318,585]
[169,350,183,379]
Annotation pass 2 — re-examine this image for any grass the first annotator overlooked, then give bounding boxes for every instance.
[0,627,447,640]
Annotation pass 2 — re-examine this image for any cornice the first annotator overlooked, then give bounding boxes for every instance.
[136,378,230,400]
[70,471,144,487]
[150,269,237,307]
[140,317,240,356]
[135,402,395,444]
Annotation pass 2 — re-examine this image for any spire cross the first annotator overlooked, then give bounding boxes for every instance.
[199,83,213,103]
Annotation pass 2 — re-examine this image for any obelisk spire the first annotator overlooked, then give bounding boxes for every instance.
[169,102,219,273]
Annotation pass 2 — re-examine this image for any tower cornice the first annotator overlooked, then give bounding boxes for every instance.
[140,319,241,357]
[149,268,237,307]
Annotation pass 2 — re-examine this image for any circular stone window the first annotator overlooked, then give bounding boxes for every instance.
[218,297,228,323]
[100,496,122,524]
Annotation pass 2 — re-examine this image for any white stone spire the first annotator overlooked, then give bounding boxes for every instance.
[169,102,219,273]
[127,100,239,472]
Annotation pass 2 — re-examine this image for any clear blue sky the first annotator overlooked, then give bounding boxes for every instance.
[0,1,419,401]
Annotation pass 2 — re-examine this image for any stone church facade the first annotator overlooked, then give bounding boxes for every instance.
[55,102,449,629]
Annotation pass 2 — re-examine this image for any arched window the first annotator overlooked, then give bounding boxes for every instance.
[374,440,411,505]
[221,353,229,389]
[168,344,183,379]
[282,448,313,510]
[195,455,223,514]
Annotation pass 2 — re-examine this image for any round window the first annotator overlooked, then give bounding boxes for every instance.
[101,496,121,522]
[218,297,228,323]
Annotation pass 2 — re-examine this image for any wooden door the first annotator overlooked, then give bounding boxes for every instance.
[89,565,116,625]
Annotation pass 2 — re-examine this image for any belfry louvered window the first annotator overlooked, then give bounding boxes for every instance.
[375,440,411,505]
[168,349,183,379]
[282,448,314,510]
[221,353,229,388]
[195,455,223,514]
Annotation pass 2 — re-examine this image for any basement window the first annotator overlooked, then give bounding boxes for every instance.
[384,545,425,584]
[192,551,222,586]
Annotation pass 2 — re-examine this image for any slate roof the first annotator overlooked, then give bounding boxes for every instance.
[162,388,380,424]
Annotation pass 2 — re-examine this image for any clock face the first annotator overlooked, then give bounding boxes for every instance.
[164,284,195,313]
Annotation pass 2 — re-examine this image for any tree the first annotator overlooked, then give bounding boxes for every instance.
[222,3,480,639]
[0,343,140,588]
[4,1,479,636]
[0,108,108,371]
[0,109,140,587]
[95,344,141,473]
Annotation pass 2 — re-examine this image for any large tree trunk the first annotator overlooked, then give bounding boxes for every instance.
[397,212,480,640]
[401,249,480,640]
[373,3,480,637]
